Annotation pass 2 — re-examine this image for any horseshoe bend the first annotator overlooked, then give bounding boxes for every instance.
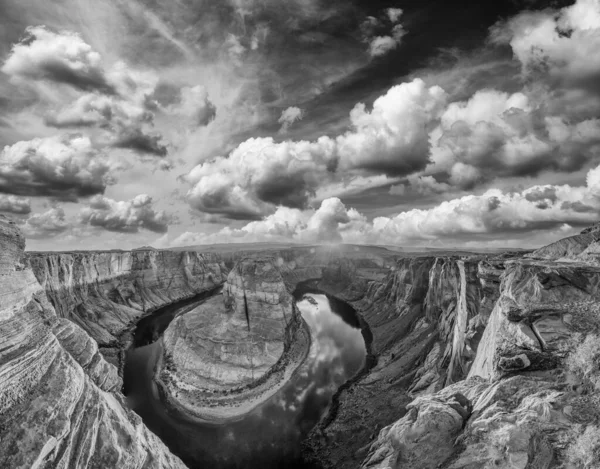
[4,213,600,468]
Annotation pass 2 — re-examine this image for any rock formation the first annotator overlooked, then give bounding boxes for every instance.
[28,248,227,368]
[0,216,186,469]
[157,257,309,421]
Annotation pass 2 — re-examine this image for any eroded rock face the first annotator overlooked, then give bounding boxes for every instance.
[157,257,308,421]
[300,254,501,468]
[528,223,600,260]
[0,216,186,469]
[28,249,228,366]
[363,244,600,469]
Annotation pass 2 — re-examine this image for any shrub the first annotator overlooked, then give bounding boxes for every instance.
[566,425,600,468]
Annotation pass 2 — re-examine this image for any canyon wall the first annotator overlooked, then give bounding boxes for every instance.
[28,248,228,366]
[361,231,600,468]
[291,253,505,468]
[0,216,186,469]
[4,214,599,469]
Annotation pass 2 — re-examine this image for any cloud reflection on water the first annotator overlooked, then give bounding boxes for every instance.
[124,293,366,469]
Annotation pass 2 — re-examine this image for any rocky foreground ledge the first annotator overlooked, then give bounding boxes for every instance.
[156,258,310,422]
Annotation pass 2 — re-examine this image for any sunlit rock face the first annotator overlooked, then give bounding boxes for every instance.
[528,223,600,261]
[157,257,309,421]
[0,216,186,469]
[28,248,228,366]
[363,240,600,469]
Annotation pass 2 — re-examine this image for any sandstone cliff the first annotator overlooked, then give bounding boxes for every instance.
[362,255,600,469]
[0,216,186,469]
[28,248,228,367]
[157,257,309,421]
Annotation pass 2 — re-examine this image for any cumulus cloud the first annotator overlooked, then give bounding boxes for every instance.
[0,195,31,214]
[278,106,304,133]
[4,26,171,158]
[492,0,600,92]
[168,197,367,246]
[424,89,600,189]
[0,134,113,200]
[337,79,446,173]
[185,136,338,219]
[21,207,69,239]
[79,194,172,233]
[184,79,446,219]
[2,26,113,93]
[45,92,153,129]
[170,162,600,247]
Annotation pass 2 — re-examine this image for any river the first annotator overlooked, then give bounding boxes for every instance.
[123,290,367,469]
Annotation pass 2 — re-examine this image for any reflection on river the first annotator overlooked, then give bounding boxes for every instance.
[123,292,366,469]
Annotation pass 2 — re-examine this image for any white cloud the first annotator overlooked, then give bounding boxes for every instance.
[492,0,600,92]
[278,106,304,133]
[80,194,172,233]
[337,79,446,173]
[426,89,600,188]
[368,25,405,57]
[185,79,447,219]
[0,134,113,200]
[387,8,403,23]
[1,26,111,93]
[185,136,338,219]
[170,163,600,247]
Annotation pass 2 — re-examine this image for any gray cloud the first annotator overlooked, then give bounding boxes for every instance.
[21,207,69,239]
[80,194,172,233]
[0,135,113,200]
[112,128,168,157]
[0,194,31,214]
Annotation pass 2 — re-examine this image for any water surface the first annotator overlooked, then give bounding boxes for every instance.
[123,292,366,469]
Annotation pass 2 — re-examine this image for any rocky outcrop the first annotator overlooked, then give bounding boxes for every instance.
[0,216,186,469]
[157,257,309,421]
[528,223,600,260]
[300,254,503,468]
[363,247,600,469]
[28,249,228,366]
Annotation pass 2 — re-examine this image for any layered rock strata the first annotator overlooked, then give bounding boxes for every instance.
[362,255,600,468]
[0,216,186,469]
[157,257,309,421]
[28,249,227,367]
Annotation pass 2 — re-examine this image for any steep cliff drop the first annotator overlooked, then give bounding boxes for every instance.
[156,257,310,422]
[0,215,186,469]
[124,258,366,469]
[361,228,600,469]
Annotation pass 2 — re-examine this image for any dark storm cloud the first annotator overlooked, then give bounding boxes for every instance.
[80,194,172,233]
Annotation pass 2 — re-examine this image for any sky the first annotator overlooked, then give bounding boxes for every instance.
[1,0,600,251]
